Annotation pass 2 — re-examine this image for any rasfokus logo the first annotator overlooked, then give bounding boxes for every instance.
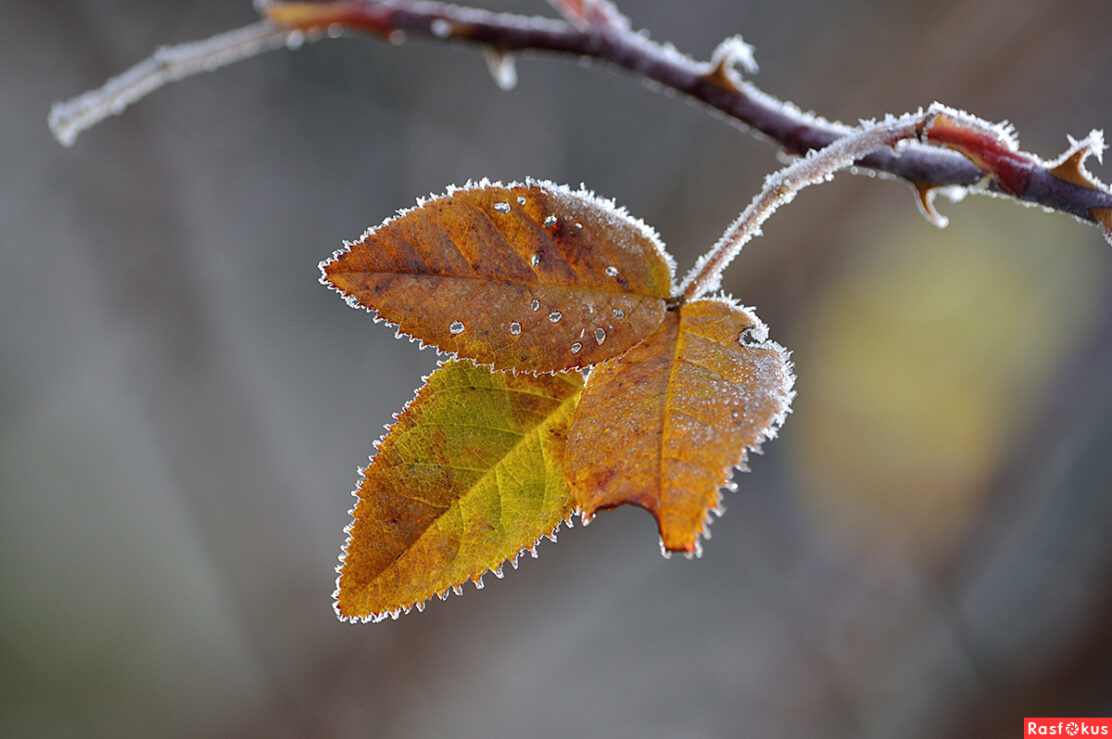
[1025,718,1112,737]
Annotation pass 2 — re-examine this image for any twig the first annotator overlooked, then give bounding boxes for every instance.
[681,110,937,299]
[49,0,1112,242]
[49,21,289,147]
[681,102,1112,296]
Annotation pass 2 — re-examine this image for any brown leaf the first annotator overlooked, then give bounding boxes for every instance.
[321,180,674,373]
[335,360,582,622]
[564,299,794,554]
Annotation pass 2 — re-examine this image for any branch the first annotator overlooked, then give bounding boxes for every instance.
[261,1,1112,243]
[48,21,290,147]
[49,0,1112,243]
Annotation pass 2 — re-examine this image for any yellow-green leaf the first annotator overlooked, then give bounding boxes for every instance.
[565,299,795,554]
[320,179,674,373]
[335,360,583,622]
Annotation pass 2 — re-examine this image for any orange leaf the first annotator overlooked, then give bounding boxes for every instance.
[564,299,794,554]
[336,360,582,622]
[321,179,674,373]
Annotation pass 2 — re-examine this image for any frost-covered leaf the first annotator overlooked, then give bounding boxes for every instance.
[336,360,582,622]
[321,179,674,373]
[565,299,794,554]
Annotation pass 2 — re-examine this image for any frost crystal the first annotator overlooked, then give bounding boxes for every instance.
[430,19,452,38]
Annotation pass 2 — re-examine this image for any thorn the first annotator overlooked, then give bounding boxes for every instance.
[699,36,757,93]
[701,59,742,93]
[912,182,949,228]
[1051,148,1096,188]
[1049,132,1106,190]
[483,47,518,91]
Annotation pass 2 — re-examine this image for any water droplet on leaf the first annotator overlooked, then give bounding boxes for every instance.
[449,320,465,335]
[531,253,541,267]
[595,328,606,344]
[517,196,527,205]
[612,308,625,320]
[548,311,562,323]
[544,215,557,227]
[605,266,619,277]
[530,299,540,311]
[509,321,522,335]
[570,342,582,354]
[493,201,510,213]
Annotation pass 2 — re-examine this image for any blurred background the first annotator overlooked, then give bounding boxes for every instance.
[4,1,1112,736]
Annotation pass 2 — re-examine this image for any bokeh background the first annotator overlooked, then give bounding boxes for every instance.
[4,1,1112,736]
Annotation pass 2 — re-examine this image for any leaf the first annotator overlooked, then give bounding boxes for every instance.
[335,360,583,622]
[564,298,795,554]
[321,179,674,373]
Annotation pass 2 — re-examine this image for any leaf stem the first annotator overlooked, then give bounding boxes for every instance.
[680,111,937,300]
